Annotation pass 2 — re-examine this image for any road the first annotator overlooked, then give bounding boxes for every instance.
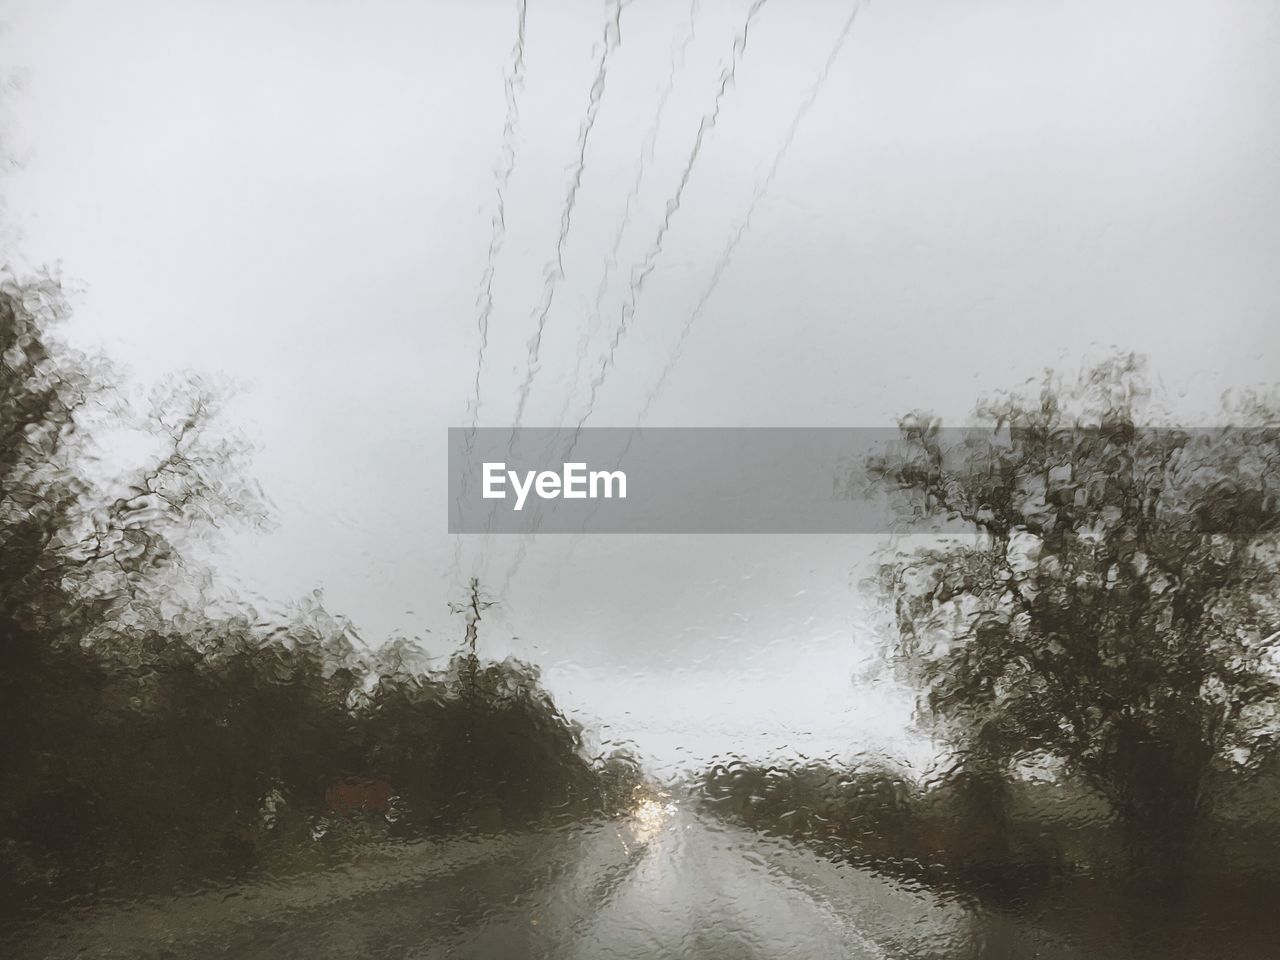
[5,806,1093,959]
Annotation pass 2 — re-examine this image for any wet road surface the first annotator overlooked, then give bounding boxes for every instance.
[6,807,1094,959]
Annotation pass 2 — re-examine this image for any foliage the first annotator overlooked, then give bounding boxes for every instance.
[699,759,921,869]
[868,355,1280,882]
[357,651,606,830]
[0,276,622,914]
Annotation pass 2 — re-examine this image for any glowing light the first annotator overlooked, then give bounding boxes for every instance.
[628,797,677,843]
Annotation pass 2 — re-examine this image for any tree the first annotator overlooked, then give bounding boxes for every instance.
[0,273,270,896]
[869,355,1280,885]
[358,647,602,831]
[0,271,624,905]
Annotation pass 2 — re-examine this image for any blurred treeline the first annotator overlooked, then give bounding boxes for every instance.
[0,277,641,916]
[698,754,1280,902]
[704,353,1280,926]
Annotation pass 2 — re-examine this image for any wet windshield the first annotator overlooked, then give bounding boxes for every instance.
[1,1,1278,957]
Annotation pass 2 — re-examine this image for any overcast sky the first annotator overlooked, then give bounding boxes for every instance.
[3,0,1278,777]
